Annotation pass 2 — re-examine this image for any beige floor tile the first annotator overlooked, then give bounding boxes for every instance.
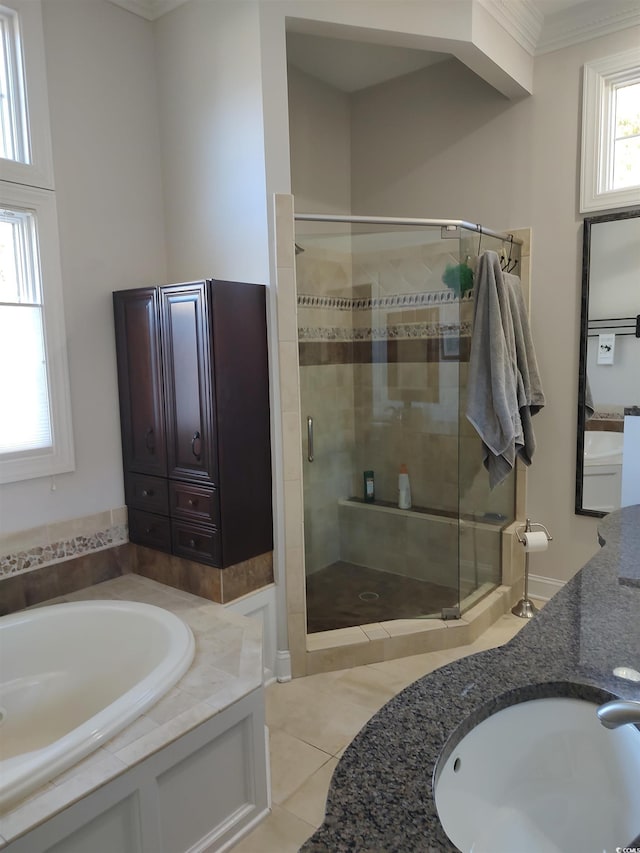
[266,679,374,755]
[281,757,339,828]
[366,648,466,692]
[467,613,527,652]
[231,805,315,853]
[268,729,332,805]
[302,665,397,714]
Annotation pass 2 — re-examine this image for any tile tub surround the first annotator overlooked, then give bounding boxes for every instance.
[0,509,128,579]
[302,504,640,852]
[0,574,263,847]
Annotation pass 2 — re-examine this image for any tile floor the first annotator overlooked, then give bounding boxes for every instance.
[231,605,544,853]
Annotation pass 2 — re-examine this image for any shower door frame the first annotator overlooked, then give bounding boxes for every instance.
[294,213,522,632]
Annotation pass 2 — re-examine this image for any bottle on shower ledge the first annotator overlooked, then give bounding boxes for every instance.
[398,464,412,510]
[363,470,375,503]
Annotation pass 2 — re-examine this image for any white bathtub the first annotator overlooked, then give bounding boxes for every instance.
[0,600,195,812]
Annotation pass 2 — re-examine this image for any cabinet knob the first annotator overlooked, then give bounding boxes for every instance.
[188,538,197,549]
[141,489,154,498]
[191,430,202,461]
[145,526,154,535]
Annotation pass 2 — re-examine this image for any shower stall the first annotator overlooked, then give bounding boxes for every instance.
[294,214,520,634]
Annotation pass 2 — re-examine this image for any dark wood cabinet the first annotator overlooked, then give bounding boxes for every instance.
[113,288,167,477]
[113,279,272,569]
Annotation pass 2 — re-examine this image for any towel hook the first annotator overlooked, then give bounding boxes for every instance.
[502,234,518,274]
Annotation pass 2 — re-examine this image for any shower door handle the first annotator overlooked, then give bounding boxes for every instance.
[307,416,314,462]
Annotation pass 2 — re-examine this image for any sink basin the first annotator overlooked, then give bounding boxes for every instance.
[584,430,624,464]
[434,697,640,853]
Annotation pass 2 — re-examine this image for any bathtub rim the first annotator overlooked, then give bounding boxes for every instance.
[0,599,195,813]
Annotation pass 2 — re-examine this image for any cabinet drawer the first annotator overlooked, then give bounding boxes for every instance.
[171,520,221,567]
[128,509,172,553]
[169,481,219,524]
[125,474,169,515]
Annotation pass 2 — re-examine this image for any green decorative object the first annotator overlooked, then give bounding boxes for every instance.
[442,261,474,297]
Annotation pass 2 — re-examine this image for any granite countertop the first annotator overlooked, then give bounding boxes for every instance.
[303,505,640,853]
[0,575,263,847]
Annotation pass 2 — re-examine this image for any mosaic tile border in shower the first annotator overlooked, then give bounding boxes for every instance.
[0,520,128,578]
[298,321,472,342]
[298,288,473,311]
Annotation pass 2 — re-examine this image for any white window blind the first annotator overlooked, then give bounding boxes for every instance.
[0,206,52,455]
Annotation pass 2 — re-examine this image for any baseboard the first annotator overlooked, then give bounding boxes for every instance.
[527,573,566,601]
[275,650,292,682]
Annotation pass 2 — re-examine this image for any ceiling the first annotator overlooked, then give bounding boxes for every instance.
[285,0,640,93]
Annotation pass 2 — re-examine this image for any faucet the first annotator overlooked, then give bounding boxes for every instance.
[596,699,640,729]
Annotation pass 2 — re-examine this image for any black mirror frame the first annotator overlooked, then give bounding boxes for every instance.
[575,207,640,517]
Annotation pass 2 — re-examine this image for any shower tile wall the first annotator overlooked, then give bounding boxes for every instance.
[298,247,356,575]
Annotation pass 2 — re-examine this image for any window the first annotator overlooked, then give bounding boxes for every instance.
[581,48,640,212]
[0,5,29,164]
[0,0,73,483]
[612,81,640,190]
[0,184,74,483]
[0,0,53,189]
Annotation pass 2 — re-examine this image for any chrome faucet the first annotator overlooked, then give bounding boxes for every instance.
[597,699,640,729]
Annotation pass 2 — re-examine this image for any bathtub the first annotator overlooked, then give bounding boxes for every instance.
[0,599,195,812]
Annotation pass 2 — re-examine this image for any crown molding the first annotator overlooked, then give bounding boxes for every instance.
[476,0,544,56]
[536,0,640,55]
[107,0,640,58]
[108,0,188,21]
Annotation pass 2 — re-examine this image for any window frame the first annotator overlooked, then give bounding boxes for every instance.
[0,180,74,483]
[0,0,53,190]
[581,48,640,213]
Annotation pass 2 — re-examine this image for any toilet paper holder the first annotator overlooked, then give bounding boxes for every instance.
[512,518,553,619]
[515,518,553,547]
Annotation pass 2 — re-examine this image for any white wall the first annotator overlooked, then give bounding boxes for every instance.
[347,26,640,582]
[154,0,270,284]
[287,65,351,215]
[0,0,167,535]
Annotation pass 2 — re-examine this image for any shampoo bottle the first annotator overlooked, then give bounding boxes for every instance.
[398,464,411,509]
[364,470,375,503]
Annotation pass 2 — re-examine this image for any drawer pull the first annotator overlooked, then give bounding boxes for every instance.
[145,526,154,535]
[145,427,155,454]
[141,489,154,498]
[188,538,197,549]
[187,497,198,507]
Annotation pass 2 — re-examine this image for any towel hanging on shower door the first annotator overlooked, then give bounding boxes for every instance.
[466,250,545,488]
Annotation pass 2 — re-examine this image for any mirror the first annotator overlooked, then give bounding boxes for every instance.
[576,208,640,516]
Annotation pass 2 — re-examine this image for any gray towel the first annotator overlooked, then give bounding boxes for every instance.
[504,271,545,465]
[466,251,545,488]
[584,375,595,420]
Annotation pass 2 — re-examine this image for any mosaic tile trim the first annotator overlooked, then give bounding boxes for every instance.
[298,320,472,342]
[0,524,128,578]
[297,288,473,311]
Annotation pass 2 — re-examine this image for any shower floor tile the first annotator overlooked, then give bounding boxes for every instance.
[305,562,458,633]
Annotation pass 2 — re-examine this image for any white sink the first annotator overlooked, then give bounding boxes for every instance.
[434,697,640,853]
[584,430,624,464]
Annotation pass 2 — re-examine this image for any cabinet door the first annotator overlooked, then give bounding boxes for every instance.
[211,281,273,567]
[160,283,217,484]
[113,289,167,476]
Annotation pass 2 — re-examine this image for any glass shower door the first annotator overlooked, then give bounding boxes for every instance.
[296,222,464,633]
